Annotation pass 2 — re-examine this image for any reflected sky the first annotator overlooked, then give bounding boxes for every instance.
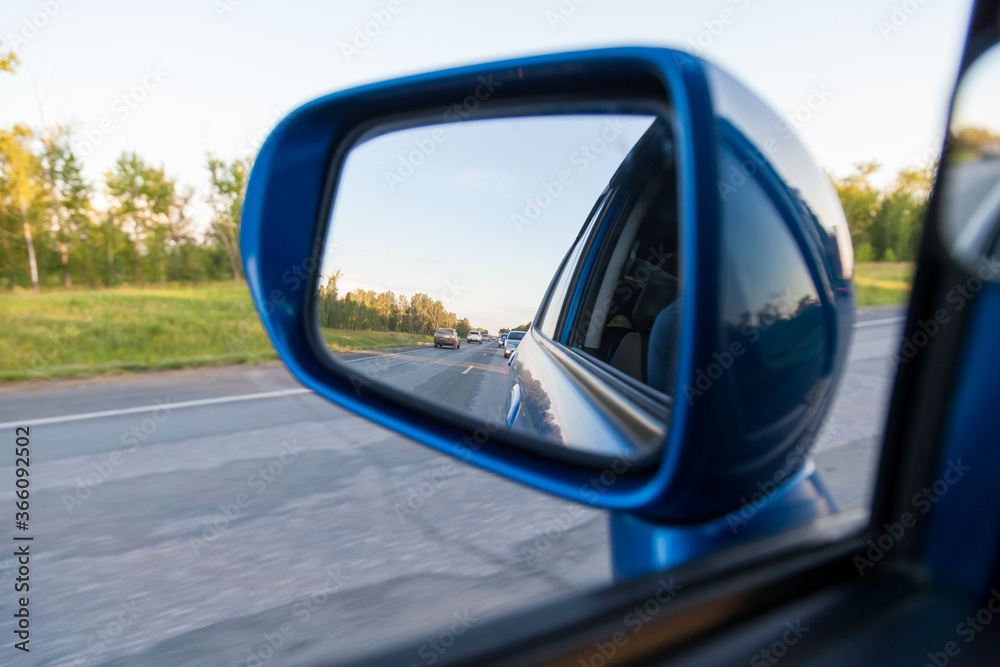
[322,115,654,333]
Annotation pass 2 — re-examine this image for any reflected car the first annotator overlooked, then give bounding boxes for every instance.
[433,328,460,349]
[504,330,525,358]
[499,333,507,348]
[468,331,483,344]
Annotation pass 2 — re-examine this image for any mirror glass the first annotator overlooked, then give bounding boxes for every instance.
[941,43,1000,270]
[314,113,681,461]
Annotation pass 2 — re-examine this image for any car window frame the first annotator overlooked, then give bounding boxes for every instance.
[536,188,613,339]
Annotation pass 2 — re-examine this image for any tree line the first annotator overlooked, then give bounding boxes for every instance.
[830,161,932,263]
[316,272,485,337]
[0,123,247,290]
[832,127,1000,263]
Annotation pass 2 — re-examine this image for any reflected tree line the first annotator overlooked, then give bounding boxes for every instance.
[315,271,486,337]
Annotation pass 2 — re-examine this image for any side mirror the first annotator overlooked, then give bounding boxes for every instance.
[240,48,854,573]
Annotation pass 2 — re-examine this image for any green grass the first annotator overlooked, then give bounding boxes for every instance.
[319,328,432,352]
[0,262,916,382]
[0,282,275,382]
[854,262,915,307]
[0,282,430,383]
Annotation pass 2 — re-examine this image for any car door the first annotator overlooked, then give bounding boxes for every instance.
[239,4,1000,662]
[504,120,677,461]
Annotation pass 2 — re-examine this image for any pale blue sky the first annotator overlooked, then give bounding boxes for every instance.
[951,42,1000,135]
[1,0,973,190]
[0,0,978,329]
[324,115,654,332]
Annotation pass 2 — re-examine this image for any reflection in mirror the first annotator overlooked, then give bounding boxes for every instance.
[941,43,1000,269]
[314,113,681,462]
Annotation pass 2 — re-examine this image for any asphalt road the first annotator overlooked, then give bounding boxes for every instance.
[0,311,904,666]
[334,340,510,425]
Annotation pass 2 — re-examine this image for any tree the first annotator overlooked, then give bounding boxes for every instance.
[869,166,933,262]
[0,126,44,291]
[39,128,91,287]
[206,154,249,280]
[0,42,17,74]
[831,161,881,250]
[105,152,182,284]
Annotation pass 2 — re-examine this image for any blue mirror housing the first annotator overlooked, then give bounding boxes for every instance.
[240,48,853,534]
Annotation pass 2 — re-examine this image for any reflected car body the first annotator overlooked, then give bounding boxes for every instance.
[468,331,483,344]
[504,95,853,480]
[503,330,525,358]
[498,333,507,348]
[433,328,460,349]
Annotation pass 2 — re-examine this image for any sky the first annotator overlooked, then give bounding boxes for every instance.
[0,0,978,329]
[951,42,1000,135]
[324,115,654,333]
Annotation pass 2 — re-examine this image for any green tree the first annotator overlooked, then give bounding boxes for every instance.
[206,154,249,280]
[0,125,44,291]
[39,127,91,287]
[831,161,881,249]
[869,166,933,261]
[105,152,182,284]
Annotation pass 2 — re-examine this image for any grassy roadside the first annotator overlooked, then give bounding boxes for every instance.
[0,282,428,382]
[853,262,914,307]
[0,264,913,383]
[319,329,432,351]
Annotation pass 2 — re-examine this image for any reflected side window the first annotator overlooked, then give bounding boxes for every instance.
[560,121,681,396]
[537,190,611,339]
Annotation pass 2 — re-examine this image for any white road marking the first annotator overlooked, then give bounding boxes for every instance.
[0,388,311,429]
[5,316,902,429]
[339,346,436,363]
[854,316,905,329]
